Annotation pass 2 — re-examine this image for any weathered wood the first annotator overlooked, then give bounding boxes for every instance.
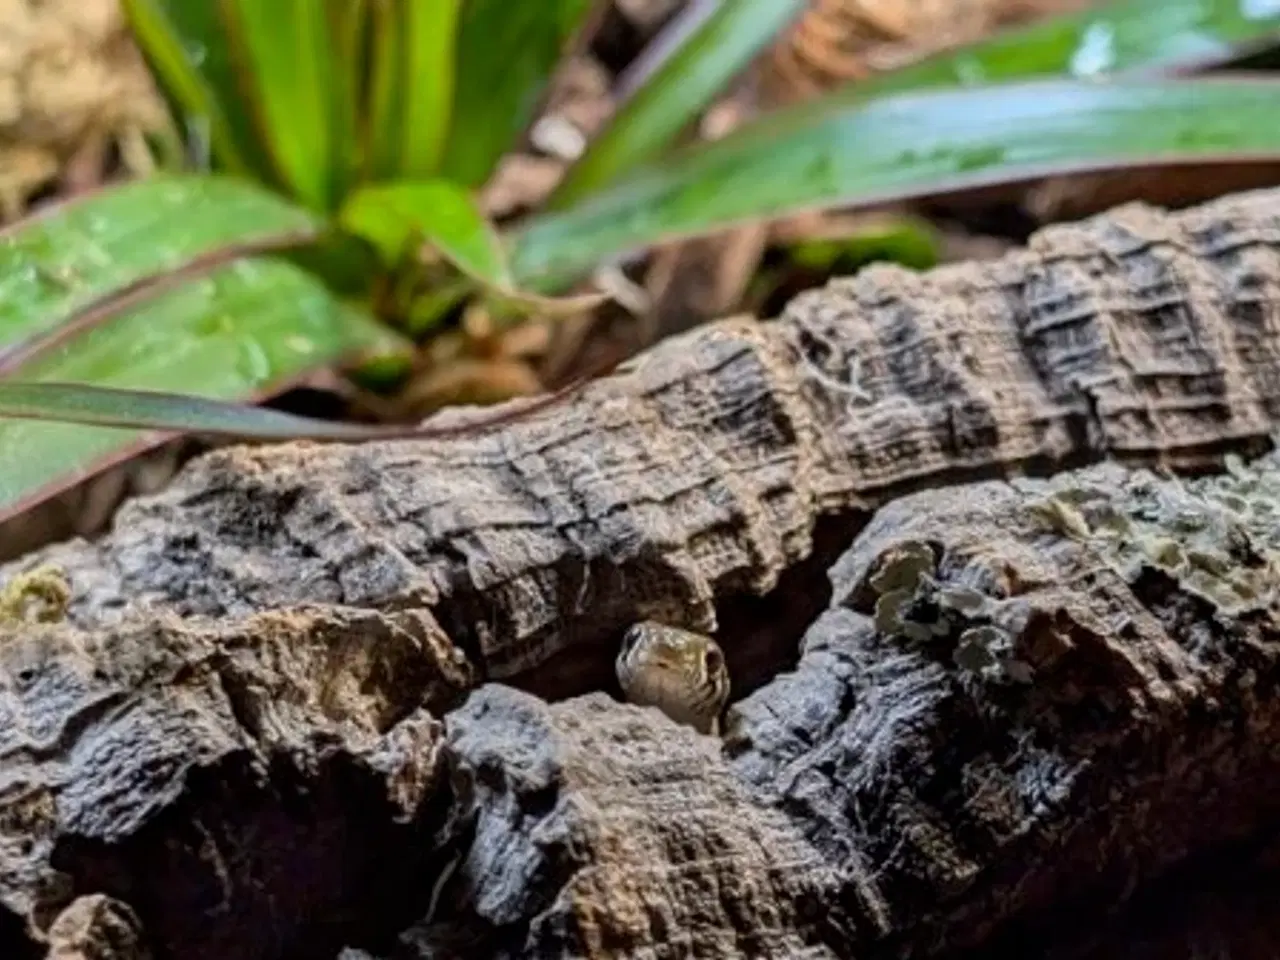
[5,188,1280,957]
[8,446,1280,958]
[44,895,149,960]
[0,607,470,958]
[9,187,1280,690]
[332,448,1280,957]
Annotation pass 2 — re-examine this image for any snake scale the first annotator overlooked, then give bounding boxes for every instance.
[615,621,731,735]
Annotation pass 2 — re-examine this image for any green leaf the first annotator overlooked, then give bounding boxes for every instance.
[399,0,462,176]
[217,0,342,211]
[404,278,474,337]
[785,217,942,272]
[0,175,321,354]
[339,180,512,287]
[364,0,407,180]
[546,0,1280,210]
[0,382,398,440]
[362,0,461,180]
[851,0,1280,98]
[549,0,808,208]
[122,0,279,184]
[0,258,411,522]
[439,0,596,187]
[509,77,1280,289]
[324,0,368,202]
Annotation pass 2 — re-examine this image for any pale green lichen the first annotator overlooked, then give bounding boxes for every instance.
[869,540,947,642]
[863,539,1035,685]
[1028,453,1280,617]
[863,451,1280,682]
[1026,491,1094,540]
[868,540,938,595]
[955,625,1036,685]
[0,564,70,625]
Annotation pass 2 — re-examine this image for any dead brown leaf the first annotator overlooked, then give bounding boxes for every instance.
[764,0,1102,102]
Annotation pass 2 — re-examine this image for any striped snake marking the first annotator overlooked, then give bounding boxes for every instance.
[615,621,731,736]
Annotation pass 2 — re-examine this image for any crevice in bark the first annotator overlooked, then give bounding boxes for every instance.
[45,753,448,960]
[0,907,39,960]
[951,821,1280,960]
[713,509,861,700]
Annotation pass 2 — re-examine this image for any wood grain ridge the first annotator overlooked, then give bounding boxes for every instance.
[7,186,1280,683]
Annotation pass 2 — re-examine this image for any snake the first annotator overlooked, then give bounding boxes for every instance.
[615,621,731,736]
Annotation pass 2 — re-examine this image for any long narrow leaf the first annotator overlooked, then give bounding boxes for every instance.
[549,0,808,208]
[122,0,280,185]
[325,0,369,203]
[364,0,408,181]
[0,383,400,440]
[850,0,1280,98]
[121,0,249,176]
[399,0,462,176]
[439,0,597,187]
[549,0,1280,212]
[0,176,321,352]
[361,0,461,180]
[509,77,1280,289]
[0,258,411,522]
[218,0,340,211]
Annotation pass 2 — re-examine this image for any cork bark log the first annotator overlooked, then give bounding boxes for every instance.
[4,187,1280,958]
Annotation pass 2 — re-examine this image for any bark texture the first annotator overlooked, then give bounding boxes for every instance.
[4,187,1280,957]
[0,607,471,958]
[374,450,1280,957]
[14,185,1280,686]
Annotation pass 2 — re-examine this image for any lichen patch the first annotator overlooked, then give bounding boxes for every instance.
[1028,454,1280,618]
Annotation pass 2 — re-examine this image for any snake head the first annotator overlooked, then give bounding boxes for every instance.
[616,621,730,735]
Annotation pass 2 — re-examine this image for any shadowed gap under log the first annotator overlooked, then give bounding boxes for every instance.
[43,753,450,960]
[956,822,1280,960]
[0,910,38,960]
[500,433,1278,715]
[500,510,863,708]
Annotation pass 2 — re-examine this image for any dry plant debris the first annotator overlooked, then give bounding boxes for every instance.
[0,0,169,221]
[766,0,1102,100]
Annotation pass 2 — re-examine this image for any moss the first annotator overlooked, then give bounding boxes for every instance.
[0,564,70,625]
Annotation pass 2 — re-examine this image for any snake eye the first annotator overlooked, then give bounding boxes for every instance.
[619,625,643,658]
[703,644,725,678]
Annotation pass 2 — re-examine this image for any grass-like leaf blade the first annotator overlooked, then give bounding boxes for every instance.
[325,0,369,203]
[0,382,395,439]
[219,0,341,211]
[0,258,411,522]
[510,76,1280,288]
[851,0,1280,99]
[364,0,408,181]
[439,0,596,187]
[122,0,280,184]
[399,0,462,176]
[544,0,1280,217]
[550,0,808,207]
